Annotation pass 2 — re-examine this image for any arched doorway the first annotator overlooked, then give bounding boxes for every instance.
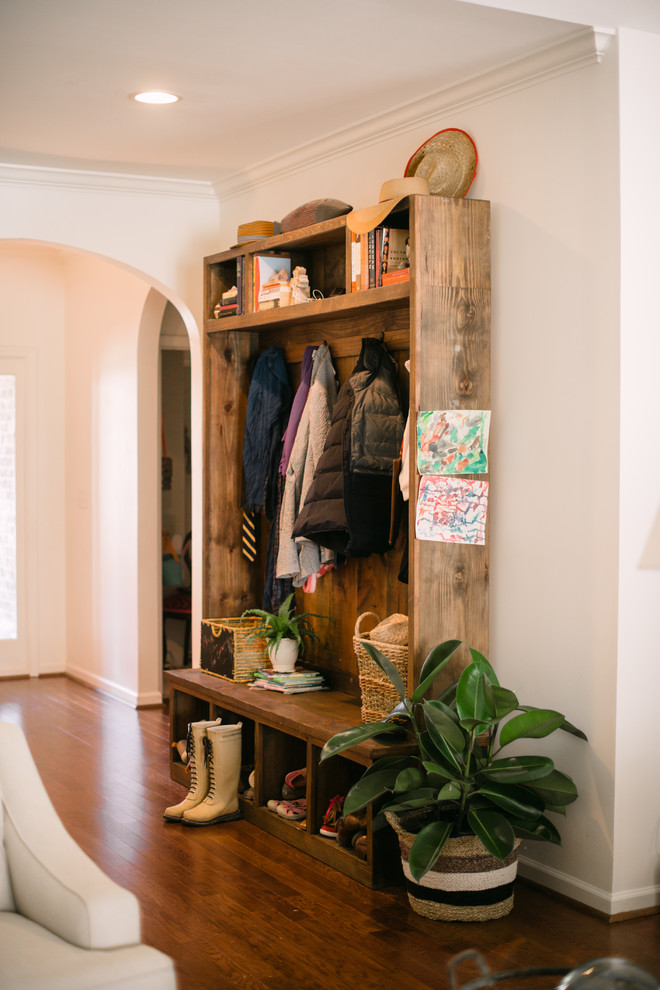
[0,240,202,706]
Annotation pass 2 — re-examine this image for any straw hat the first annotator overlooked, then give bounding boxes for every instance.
[346,177,430,235]
[404,128,477,198]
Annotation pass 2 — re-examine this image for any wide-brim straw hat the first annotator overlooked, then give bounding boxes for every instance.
[404,128,477,198]
[346,176,430,235]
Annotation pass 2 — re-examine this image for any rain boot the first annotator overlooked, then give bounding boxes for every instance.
[182,722,242,826]
[163,718,221,821]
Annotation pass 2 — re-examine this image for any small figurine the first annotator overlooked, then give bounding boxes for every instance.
[290,266,311,304]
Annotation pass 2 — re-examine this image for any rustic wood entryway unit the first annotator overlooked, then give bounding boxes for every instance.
[166,194,491,885]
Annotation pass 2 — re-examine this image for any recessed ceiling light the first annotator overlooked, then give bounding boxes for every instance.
[132,91,180,104]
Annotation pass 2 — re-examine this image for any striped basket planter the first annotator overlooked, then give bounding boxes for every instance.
[385,811,521,922]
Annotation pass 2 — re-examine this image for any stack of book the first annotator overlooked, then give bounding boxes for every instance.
[351,226,410,291]
[249,667,327,694]
[213,285,239,318]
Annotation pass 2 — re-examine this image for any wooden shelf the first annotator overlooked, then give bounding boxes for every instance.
[206,281,410,335]
[169,195,491,885]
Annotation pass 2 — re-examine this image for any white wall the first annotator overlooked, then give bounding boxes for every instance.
[614,26,660,916]
[64,253,151,701]
[0,245,67,675]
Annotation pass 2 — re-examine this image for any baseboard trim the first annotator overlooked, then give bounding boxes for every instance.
[518,856,660,920]
[65,664,163,709]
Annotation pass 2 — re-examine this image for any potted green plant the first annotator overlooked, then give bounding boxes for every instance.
[241,593,327,672]
[320,640,587,921]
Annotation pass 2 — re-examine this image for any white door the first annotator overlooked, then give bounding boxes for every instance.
[0,355,34,677]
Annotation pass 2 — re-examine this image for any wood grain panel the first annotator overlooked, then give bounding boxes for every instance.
[409,196,491,687]
[204,331,260,617]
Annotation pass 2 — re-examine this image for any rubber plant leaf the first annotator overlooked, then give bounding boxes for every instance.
[319,720,404,761]
[436,780,462,802]
[424,717,465,774]
[479,755,554,783]
[484,683,519,720]
[361,755,417,779]
[423,700,466,754]
[517,705,588,742]
[382,790,439,815]
[393,767,427,793]
[362,641,407,701]
[477,780,544,819]
[342,767,399,816]
[499,709,566,746]
[408,820,453,882]
[524,769,579,806]
[467,807,516,861]
[509,815,562,845]
[456,662,495,727]
[413,640,462,703]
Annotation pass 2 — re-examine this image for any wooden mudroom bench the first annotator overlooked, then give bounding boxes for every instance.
[164,668,414,887]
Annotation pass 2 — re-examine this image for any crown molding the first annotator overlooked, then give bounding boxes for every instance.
[0,27,614,205]
[0,162,217,200]
[212,26,615,202]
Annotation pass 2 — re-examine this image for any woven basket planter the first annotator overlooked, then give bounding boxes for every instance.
[353,612,409,723]
[385,811,521,922]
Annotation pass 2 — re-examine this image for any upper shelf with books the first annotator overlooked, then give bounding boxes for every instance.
[203,212,413,333]
[205,279,410,336]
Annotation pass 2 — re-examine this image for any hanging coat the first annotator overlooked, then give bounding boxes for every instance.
[292,337,404,558]
[242,346,292,516]
[276,343,338,585]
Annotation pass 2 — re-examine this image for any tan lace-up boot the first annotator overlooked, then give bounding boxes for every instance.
[163,718,221,821]
[182,723,243,826]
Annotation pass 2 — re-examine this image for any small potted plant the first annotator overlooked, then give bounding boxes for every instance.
[241,593,327,672]
[320,640,587,921]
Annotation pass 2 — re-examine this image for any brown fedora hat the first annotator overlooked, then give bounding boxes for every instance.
[346,176,430,234]
[405,128,477,198]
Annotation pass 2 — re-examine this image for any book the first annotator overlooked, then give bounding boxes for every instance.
[380,227,390,279]
[354,234,362,291]
[253,668,324,684]
[248,681,327,694]
[368,229,376,288]
[375,228,383,287]
[351,232,357,293]
[253,255,291,311]
[213,302,238,318]
[382,268,410,286]
[385,229,409,272]
[236,256,244,315]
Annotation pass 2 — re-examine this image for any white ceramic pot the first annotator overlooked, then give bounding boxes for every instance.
[268,638,299,673]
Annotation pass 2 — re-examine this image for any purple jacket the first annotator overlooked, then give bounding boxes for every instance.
[278,344,316,475]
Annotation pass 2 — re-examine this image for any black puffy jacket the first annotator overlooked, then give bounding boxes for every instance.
[292,336,404,557]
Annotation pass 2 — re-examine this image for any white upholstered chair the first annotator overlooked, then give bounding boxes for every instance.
[0,721,177,990]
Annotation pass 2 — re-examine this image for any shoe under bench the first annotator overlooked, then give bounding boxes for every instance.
[164,668,414,888]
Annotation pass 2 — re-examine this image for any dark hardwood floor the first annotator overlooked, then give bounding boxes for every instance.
[1,675,658,990]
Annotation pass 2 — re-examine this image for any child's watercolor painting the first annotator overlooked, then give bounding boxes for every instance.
[415,476,489,545]
[417,410,490,475]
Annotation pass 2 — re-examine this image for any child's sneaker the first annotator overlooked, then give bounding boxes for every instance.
[320,794,344,838]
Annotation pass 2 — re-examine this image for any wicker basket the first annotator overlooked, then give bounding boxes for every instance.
[353,612,409,723]
[200,617,269,683]
[386,810,521,922]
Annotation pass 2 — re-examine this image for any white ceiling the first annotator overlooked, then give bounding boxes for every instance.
[0,0,593,183]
